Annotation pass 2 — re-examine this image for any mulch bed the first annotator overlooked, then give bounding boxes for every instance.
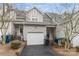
[0,41,26,56]
[52,45,79,56]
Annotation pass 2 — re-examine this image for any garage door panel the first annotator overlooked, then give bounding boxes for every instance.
[27,33,44,45]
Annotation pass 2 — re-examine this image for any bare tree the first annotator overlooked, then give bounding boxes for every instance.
[0,3,13,45]
[54,3,79,50]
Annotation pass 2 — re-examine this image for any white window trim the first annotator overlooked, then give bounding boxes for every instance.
[32,17,38,22]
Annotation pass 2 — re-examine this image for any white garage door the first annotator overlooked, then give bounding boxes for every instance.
[27,32,44,45]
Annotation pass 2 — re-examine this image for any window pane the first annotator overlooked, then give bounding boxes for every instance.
[32,17,37,22]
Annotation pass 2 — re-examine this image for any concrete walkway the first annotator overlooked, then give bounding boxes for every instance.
[21,45,60,56]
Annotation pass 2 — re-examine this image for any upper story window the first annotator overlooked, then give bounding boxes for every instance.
[32,17,38,22]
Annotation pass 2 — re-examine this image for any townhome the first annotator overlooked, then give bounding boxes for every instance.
[0,6,79,47]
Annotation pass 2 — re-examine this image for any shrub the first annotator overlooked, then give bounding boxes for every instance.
[10,40,22,49]
[76,46,79,52]
[61,38,65,47]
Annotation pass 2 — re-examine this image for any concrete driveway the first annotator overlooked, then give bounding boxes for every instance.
[21,45,61,56]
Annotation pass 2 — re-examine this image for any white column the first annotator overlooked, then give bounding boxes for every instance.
[23,25,26,41]
[49,32,53,40]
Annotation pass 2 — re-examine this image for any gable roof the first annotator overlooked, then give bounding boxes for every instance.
[13,7,65,26]
[14,9,26,19]
[26,7,43,15]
